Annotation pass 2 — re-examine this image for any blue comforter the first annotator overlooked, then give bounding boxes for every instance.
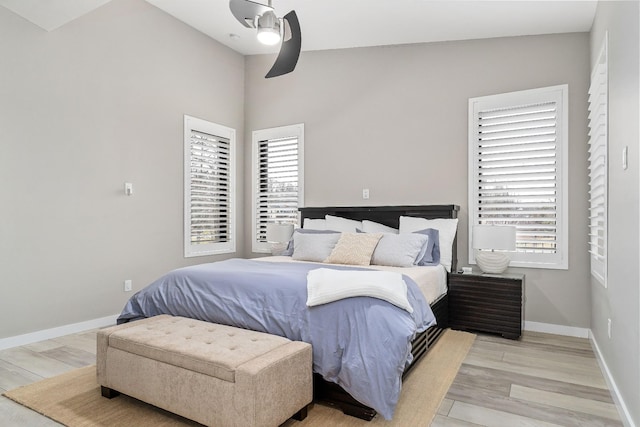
[117,258,436,419]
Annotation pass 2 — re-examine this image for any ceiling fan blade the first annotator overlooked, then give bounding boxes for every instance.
[229,0,272,28]
[265,10,301,78]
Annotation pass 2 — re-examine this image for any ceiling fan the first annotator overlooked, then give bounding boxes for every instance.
[229,0,301,79]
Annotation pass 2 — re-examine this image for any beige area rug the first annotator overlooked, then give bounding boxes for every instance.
[4,329,475,427]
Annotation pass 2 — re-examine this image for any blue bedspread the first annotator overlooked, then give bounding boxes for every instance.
[117,258,436,419]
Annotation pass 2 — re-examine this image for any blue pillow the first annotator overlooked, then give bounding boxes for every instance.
[413,228,441,266]
[281,228,340,256]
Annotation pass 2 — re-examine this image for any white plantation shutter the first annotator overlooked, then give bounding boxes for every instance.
[588,36,608,287]
[184,115,236,257]
[252,124,304,253]
[469,86,568,269]
[256,137,299,239]
[189,131,230,243]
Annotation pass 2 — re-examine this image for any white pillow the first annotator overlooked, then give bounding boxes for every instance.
[303,218,326,230]
[362,220,398,234]
[325,215,363,232]
[306,268,413,313]
[399,217,458,272]
[371,233,428,267]
[292,232,341,262]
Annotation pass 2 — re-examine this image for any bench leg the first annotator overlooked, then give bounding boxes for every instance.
[292,404,309,421]
[101,386,120,399]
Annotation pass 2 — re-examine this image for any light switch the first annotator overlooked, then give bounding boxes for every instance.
[124,182,133,196]
[622,146,628,170]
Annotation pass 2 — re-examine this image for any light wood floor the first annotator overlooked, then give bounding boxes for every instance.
[434,332,623,426]
[0,329,623,426]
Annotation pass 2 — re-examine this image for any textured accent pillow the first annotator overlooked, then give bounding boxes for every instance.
[324,233,382,266]
[399,217,458,272]
[370,233,428,267]
[362,220,399,234]
[306,268,413,313]
[292,232,341,262]
[325,215,363,232]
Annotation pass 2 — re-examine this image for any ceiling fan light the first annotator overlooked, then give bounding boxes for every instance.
[257,10,280,45]
[257,27,280,45]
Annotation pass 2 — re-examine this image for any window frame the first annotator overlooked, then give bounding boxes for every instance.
[251,123,304,254]
[468,85,569,270]
[183,115,236,258]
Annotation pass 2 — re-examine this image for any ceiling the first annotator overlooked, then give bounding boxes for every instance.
[0,0,111,31]
[1,0,598,55]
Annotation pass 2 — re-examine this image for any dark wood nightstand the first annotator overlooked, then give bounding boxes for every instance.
[448,271,524,339]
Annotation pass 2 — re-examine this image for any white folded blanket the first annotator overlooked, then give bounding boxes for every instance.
[306,268,413,313]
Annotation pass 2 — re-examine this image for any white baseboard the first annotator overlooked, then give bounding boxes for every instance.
[524,320,589,338]
[0,314,119,351]
[589,332,637,427]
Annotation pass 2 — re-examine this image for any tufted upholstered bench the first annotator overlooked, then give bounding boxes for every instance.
[97,315,312,427]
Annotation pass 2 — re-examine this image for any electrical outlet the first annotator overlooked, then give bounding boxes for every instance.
[362,188,370,200]
[124,279,132,292]
[607,318,612,339]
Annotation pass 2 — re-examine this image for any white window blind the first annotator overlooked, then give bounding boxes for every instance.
[252,124,304,253]
[469,85,568,269]
[184,115,236,257]
[588,35,608,287]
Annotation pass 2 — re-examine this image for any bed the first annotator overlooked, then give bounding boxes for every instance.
[117,204,459,421]
[297,205,458,419]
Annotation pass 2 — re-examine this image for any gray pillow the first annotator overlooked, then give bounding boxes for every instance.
[282,228,340,256]
[291,231,341,262]
[371,233,429,267]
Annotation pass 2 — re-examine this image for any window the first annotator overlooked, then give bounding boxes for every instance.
[589,34,608,287]
[184,115,236,257]
[468,85,568,269]
[251,124,304,253]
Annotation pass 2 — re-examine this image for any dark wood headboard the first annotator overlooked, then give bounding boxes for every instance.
[298,205,460,272]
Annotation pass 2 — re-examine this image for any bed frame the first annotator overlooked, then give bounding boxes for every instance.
[298,204,460,420]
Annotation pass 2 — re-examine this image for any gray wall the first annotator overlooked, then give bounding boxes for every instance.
[590,1,640,424]
[245,33,591,330]
[0,0,245,338]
